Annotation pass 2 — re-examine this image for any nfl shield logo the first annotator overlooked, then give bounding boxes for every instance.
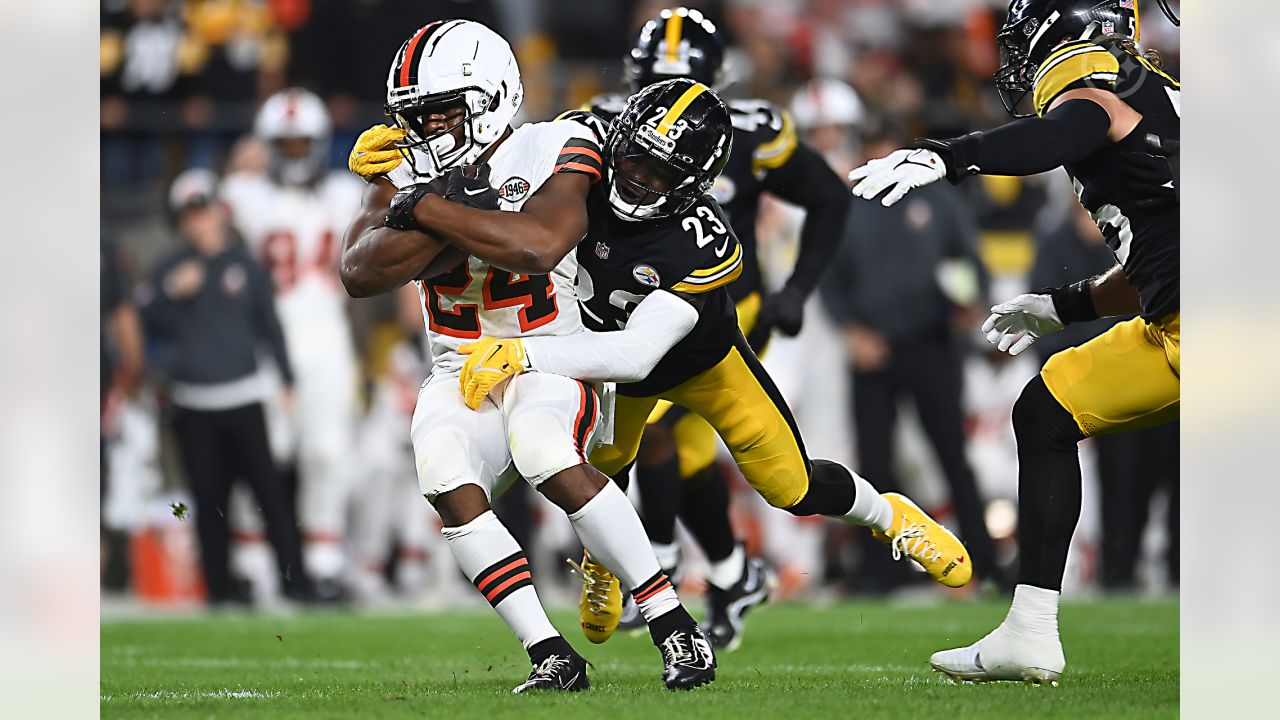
[595,241,610,259]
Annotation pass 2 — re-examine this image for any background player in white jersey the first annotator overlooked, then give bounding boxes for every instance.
[341,19,714,692]
[220,88,365,597]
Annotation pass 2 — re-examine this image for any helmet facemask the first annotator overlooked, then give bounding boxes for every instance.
[267,135,330,186]
[387,89,494,179]
[994,19,1040,118]
[604,113,718,221]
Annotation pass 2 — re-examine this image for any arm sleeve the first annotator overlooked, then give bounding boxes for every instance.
[521,290,699,383]
[924,99,1112,181]
[817,207,859,324]
[247,258,294,386]
[758,141,851,297]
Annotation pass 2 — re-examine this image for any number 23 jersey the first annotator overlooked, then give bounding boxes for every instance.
[393,120,604,373]
[576,187,743,397]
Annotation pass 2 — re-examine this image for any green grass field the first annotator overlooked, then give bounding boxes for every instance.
[101,598,1178,719]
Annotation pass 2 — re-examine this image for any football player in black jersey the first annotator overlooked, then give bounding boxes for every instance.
[459,79,973,648]
[574,7,852,649]
[849,0,1180,685]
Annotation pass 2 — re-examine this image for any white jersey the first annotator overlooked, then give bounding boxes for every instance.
[388,120,598,373]
[221,170,364,340]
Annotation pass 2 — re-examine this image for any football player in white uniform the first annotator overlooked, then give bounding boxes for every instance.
[221,88,365,598]
[341,20,714,693]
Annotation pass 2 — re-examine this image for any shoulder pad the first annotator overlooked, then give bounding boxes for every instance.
[554,109,609,145]
[727,99,799,176]
[1032,40,1120,116]
[585,92,628,122]
[668,200,743,295]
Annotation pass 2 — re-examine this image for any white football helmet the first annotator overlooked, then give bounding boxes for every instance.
[254,88,333,186]
[789,78,865,132]
[384,19,524,179]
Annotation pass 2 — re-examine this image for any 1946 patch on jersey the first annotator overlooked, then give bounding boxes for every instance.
[632,264,661,288]
[498,176,532,203]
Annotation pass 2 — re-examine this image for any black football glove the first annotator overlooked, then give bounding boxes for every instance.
[444,163,501,211]
[1123,134,1179,210]
[757,286,807,337]
[384,183,435,231]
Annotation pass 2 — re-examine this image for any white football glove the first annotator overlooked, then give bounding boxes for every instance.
[981,293,1064,356]
[848,148,948,207]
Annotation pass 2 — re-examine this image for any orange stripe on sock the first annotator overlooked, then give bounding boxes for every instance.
[483,571,532,603]
[634,580,671,603]
[476,557,528,593]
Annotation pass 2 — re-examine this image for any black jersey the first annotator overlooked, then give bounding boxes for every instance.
[585,93,803,303]
[575,185,743,397]
[1033,40,1180,319]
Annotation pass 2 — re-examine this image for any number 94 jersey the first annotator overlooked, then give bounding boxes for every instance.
[576,187,743,397]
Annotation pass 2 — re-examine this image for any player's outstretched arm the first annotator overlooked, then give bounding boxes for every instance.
[851,90,1130,207]
[456,291,701,410]
[340,177,447,298]
[413,172,591,275]
[982,263,1142,356]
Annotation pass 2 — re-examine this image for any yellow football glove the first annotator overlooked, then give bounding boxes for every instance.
[459,337,530,410]
[348,124,407,181]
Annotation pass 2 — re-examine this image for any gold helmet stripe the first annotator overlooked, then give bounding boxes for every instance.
[664,12,685,65]
[656,82,708,136]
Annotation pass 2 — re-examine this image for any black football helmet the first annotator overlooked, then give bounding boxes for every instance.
[604,77,732,221]
[626,7,726,92]
[994,0,1139,117]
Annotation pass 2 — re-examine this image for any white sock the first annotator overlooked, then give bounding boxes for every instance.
[441,511,558,650]
[567,480,666,591]
[652,541,681,575]
[841,471,894,532]
[1003,584,1061,638]
[632,569,680,621]
[707,544,745,590]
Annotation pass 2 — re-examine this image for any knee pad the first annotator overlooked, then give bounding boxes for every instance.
[1014,375,1085,451]
[506,407,585,486]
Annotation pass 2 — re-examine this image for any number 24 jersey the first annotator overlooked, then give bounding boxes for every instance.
[402,119,604,373]
[575,186,744,397]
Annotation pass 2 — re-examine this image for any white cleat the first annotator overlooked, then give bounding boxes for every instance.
[930,623,1065,687]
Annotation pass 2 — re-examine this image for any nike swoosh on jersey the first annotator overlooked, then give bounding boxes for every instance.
[714,237,730,257]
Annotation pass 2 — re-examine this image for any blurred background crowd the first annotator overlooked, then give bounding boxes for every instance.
[101,0,1181,611]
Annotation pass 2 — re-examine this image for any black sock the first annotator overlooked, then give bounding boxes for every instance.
[784,459,855,517]
[636,454,682,547]
[1014,375,1085,592]
[678,465,736,563]
[528,635,575,664]
[644,603,696,645]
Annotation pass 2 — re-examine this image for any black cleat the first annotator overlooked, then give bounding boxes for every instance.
[658,625,716,690]
[705,556,776,652]
[512,653,590,694]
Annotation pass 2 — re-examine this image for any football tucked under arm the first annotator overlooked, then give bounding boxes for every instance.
[522,290,699,383]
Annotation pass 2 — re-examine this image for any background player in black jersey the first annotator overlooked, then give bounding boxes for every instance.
[458,79,974,648]
[848,0,1180,685]
[577,7,851,649]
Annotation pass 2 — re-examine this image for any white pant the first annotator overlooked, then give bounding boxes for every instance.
[411,371,603,500]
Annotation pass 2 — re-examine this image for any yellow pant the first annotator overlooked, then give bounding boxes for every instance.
[643,292,763,478]
[591,334,810,510]
[1041,313,1180,437]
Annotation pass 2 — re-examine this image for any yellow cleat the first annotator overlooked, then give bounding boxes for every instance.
[567,552,622,644]
[874,493,973,588]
